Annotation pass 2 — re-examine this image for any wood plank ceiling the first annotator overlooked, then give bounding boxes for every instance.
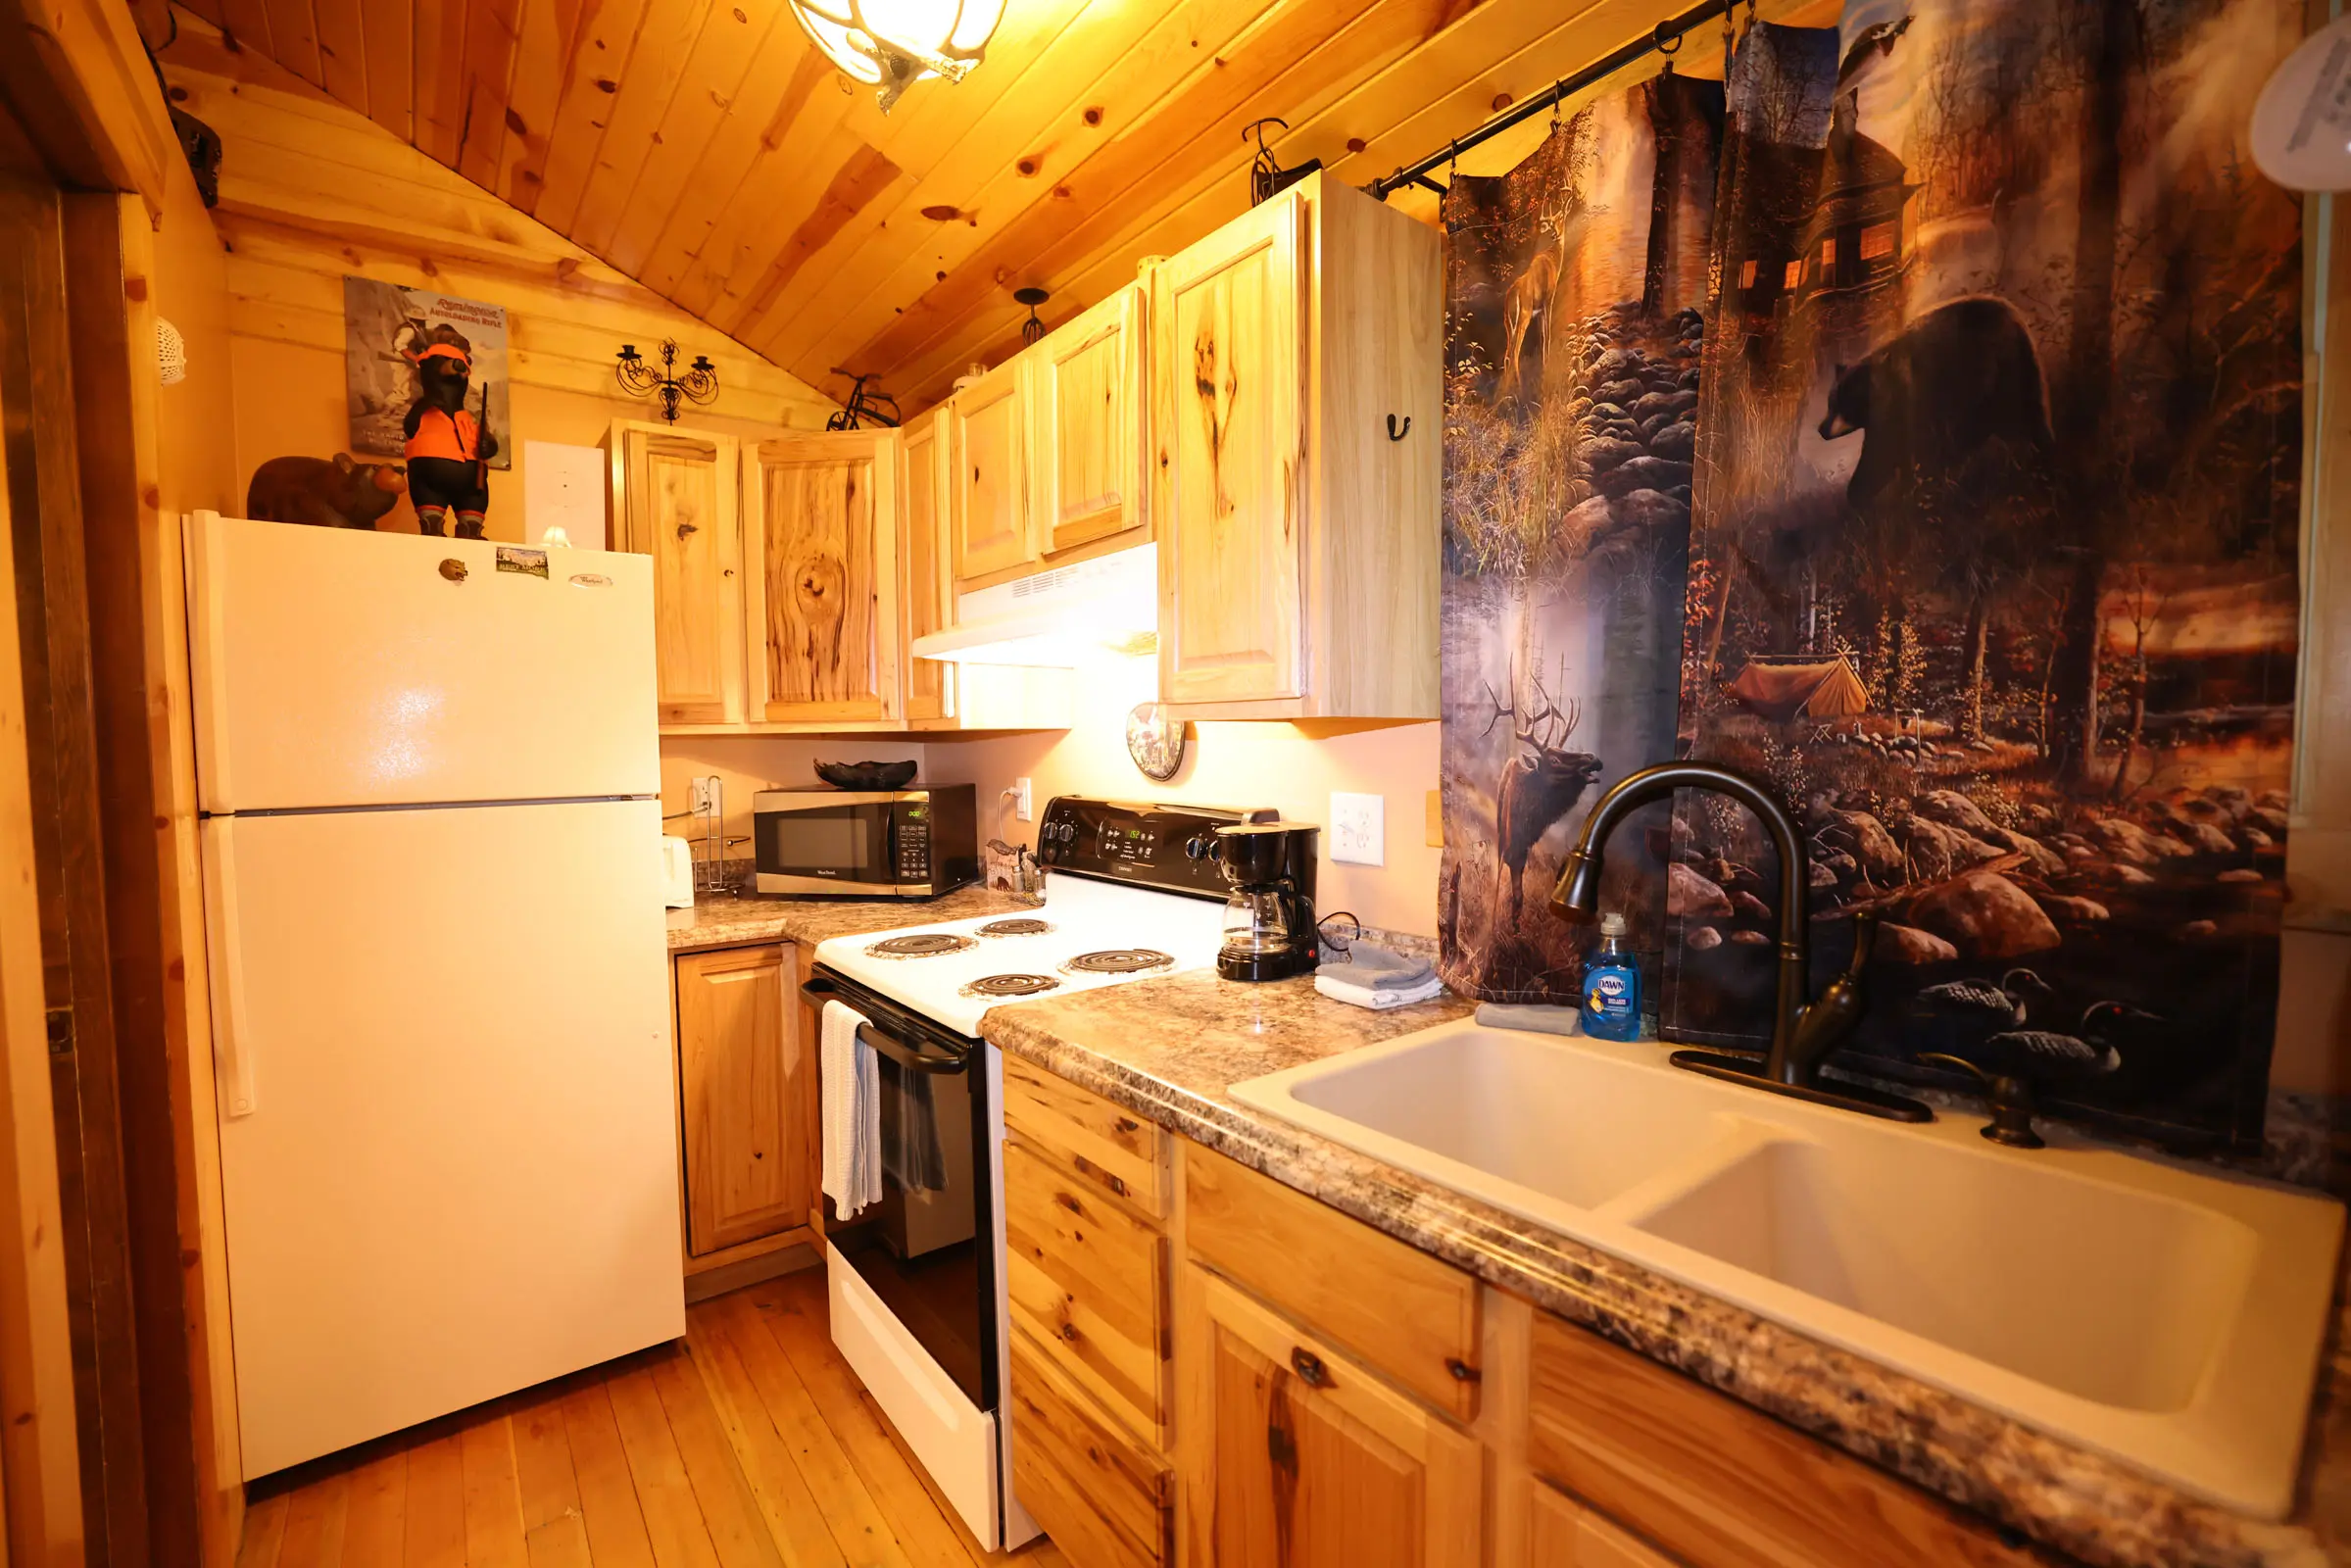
[164,0,1737,413]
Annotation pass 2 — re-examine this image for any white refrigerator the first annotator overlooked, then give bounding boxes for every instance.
[186,513,684,1479]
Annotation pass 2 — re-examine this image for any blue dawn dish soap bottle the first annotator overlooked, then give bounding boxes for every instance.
[1581,912,1643,1042]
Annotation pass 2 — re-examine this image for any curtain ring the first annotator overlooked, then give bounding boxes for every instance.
[1653,22,1683,53]
[1550,79,1565,128]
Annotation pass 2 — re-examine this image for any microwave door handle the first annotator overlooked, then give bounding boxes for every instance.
[856,1022,972,1076]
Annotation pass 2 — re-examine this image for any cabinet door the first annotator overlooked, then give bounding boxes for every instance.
[950,355,1033,582]
[616,425,742,724]
[1180,1266,1481,1568]
[1032,283,1148,557]
[1528,1481,1682,1568]
[900,410,955,722]
[1152,190,1307,705]
[743,430,901,724]
[675,944,809,1255]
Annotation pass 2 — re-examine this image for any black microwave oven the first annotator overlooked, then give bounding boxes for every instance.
[750,785,979,899]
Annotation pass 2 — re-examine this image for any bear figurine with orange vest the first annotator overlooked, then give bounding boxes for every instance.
[403,322,497,538]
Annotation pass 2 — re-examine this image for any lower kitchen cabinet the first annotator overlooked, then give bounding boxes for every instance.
[1181,1264,1484,1568]
[673,944,814,1258]
[1001,1057,2068,1568]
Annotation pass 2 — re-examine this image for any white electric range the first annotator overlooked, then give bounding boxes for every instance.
[805,796,1289,1552]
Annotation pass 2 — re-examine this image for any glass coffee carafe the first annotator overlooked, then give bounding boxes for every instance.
[1210,821,1320,981]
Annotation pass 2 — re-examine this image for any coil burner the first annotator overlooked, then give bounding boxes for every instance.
[976,918,1054,938]
[958,973,1061,999]
[864,932,978,958]
[1060,949,1176,977]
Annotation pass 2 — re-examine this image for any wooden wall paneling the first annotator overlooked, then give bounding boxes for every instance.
[744,0,1200,369]
[600,0,787,278]
[0,316,85,1568]
[564,0,720,257]
[712,140,905,344]
[817,0,1407,387]
[453,0,525,189]
[486,0,569,205]
[216,0,276,56]
[359,0,413,138]
[666,48,858,323]
[63,189,243,1566]
[4,159,147,1567]
[313,0,370,111]
[525,0,654,228]
[412,0,471,166]
[640,31,819,303]
[508,0,640,217]
[259,0,324,84]
[742,429,901,724]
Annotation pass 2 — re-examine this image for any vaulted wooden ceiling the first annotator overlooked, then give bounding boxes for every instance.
[158,0,1759,413]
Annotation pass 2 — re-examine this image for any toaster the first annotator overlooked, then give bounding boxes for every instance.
[660,835,696,908]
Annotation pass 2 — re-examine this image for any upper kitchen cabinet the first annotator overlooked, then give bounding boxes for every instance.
[606,421,745,726]
[949,355,1033,584]
[1029,282,1150,559]
[899,408,955,724]
[1151,172,1442,720]
[743,431,902,726]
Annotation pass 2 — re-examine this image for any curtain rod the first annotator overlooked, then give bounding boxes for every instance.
[1367,0,1743,201]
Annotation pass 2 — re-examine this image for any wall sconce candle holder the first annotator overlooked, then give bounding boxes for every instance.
[615,340,719,423]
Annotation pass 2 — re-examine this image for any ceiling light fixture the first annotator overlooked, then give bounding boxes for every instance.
[789,0,1007,113]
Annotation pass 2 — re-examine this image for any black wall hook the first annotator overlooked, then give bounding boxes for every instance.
[1387,414,1412,441]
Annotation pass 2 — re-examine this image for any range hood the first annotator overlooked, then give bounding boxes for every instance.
[912,543,1157,667]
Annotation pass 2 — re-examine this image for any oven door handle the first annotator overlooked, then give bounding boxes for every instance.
[857,1022,972,1076]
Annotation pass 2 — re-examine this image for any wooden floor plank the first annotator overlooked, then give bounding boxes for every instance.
[238,1276,1086,1568]
[559,1379,661,1568]
[462,1411,530,1568]
[403,1430,468,1568]
[341,1447,410,1568]
[512,1382,595,1568]
[605,1357,727,1568]
[746,1273,994,1568]
[649,1350,788,1568]
[681,1304,857,1568]
[277,1469,351,1568]
[238,1489,291,1568]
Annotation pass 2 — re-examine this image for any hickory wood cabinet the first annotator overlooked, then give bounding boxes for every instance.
[608,422,747,725]
[1003,1059,2058,1568]
[742,430,901,725]
[670,943,817,1271]
[1151,171,1442,721]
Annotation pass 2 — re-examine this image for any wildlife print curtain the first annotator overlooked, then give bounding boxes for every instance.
[1664,0,2305,1151]
[1438,76,1726,1003]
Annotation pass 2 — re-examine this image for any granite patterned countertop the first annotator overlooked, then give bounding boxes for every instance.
[664,886,1033,953]
[979,969,2348,1568]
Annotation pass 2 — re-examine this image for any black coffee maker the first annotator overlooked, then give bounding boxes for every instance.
[1211,820,1320,981]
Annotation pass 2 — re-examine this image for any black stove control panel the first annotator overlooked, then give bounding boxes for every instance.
[1035,796,1269,900]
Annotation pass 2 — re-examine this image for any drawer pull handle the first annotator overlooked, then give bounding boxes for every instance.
[1446,1357,1482,1383]
[1290,1348,1329,1388]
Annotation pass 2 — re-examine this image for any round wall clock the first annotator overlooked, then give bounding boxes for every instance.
[1125,702,1187,782]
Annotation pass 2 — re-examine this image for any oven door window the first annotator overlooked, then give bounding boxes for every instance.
[833,1024,990,1408]
[757,805,894,884]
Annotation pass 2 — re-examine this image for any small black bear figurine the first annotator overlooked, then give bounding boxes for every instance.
[402,323,497,538]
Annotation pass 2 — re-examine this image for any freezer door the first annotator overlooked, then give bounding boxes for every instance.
[203,800,683,1477]
[186,513,659,811]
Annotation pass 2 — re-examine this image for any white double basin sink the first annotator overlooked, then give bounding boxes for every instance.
[1228,1019,2342,1518]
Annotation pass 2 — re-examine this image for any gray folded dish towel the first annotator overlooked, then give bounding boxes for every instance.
[1317,940,1436,991]
[1474,1001,1581,1037]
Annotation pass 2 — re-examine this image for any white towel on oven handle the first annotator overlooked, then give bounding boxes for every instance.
[820,999,883,1219]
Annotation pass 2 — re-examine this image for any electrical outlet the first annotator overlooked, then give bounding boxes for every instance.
[691,775,720,815]
[1330,792,1385,866]
[1013,777,1034,822]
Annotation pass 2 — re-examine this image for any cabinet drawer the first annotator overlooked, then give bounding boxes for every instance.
[1003,1054,1169,1216]
[1529,1479,1682,1568]
[1010,1327,1172,1568]
[1528,1313,2039,1568]
[1184,1145,1481,1421]
[1004,1138,1170,1444]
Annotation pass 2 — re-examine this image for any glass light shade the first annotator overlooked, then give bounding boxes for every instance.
[790,0,1007,110]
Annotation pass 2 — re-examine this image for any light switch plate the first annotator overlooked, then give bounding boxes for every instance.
[1330,792,1385,866]
[1013,777,1034,821]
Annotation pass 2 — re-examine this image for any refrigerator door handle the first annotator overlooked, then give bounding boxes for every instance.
[200,815,260,1118]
